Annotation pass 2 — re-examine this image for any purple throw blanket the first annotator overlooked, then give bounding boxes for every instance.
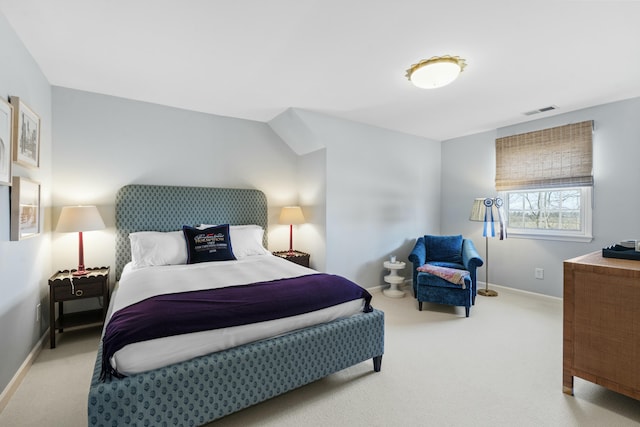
[101,273,372,380]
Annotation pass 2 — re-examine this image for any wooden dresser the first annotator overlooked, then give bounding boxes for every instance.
[563,251,640,399]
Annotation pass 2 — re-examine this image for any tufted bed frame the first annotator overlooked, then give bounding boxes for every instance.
[87,184,385,426]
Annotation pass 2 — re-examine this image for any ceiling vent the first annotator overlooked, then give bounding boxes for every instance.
[523,105,558,116]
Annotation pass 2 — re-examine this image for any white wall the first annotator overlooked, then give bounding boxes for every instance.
[441,130,498,290]
[442,97,640,297]
[297,149,327,271]
[278,109,441,287]
[51,87,301,280]
[52,89,443,296]
[267,110,329,271]
[0,13,53,395]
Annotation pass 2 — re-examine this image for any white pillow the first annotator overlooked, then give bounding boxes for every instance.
[198,224,269,258]
[129,231,188,267]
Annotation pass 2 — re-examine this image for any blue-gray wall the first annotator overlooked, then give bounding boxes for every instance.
[442,97,640,297]
[0,12,53,397]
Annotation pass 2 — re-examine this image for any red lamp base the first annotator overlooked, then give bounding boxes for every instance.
[73,231,88,276]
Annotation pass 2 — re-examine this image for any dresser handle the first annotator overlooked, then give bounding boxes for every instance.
[75,289,84,297]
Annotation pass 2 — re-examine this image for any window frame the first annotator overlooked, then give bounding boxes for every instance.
[503,186,593,242]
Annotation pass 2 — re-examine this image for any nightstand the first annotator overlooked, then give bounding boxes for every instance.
[273,250,310,268]
[48,266,110,348]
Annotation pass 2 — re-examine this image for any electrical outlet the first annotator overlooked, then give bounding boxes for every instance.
[535,268,544,280]
[36,303,41,322]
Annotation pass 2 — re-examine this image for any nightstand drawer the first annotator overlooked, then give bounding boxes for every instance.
[53,281,104,300]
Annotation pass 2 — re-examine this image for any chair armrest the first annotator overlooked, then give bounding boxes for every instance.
[462,239,483,270]
[408,236,426,267]
[462,239,483,297]
[408,237,426,288]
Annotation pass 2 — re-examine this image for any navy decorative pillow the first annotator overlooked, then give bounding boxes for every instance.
[425,234,463,263]
[182,225,236,264]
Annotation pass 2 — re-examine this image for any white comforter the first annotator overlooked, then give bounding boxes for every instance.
[107,255,366,375]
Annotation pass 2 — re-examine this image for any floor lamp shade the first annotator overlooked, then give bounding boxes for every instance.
[56,206,105,276]
[469,198,506,297]
[279,206,305,254]
[469,197,506,239]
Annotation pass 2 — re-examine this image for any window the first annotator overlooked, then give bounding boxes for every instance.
[505,187,592,241]
[495,121,593,242]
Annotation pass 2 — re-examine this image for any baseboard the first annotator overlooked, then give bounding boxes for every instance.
[369,284,385,294]
[371,279,413,296]
[0,328,48,413]
[478,282,562,302]
[376,279,560,302]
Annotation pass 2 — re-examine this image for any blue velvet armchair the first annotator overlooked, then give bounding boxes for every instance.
[408,235,483,317]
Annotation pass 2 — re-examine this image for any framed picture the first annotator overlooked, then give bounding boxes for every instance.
[0,98,12,185]
[11,176,41,240]
[9,96,40,168]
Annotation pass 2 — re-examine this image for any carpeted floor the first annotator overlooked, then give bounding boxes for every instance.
[2,285,640,426]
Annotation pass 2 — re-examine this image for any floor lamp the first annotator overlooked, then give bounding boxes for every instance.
[469,197,506,297]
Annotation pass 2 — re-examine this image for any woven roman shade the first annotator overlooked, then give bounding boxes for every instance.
[495,120,593,191]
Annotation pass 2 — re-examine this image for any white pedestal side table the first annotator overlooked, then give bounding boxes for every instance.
[383,261,406,298]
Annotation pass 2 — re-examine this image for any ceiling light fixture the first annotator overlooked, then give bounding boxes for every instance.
[406,55,467,89]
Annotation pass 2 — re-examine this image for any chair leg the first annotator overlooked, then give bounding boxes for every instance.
[418,301,423,311]
[465,306,470,317]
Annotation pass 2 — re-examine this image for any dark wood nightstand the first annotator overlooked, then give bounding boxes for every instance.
[273,251,310,268]
[48,266,110,348]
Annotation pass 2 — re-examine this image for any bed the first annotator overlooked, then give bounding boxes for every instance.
[87,184,385,426]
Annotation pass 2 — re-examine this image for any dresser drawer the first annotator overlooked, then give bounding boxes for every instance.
[53,280,104,301]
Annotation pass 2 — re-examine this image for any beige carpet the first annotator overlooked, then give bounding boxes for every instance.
[2,285,640,427]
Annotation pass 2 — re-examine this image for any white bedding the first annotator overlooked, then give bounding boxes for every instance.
[107,254,366,375]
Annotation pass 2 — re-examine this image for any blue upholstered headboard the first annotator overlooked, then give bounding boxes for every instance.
[115,184,268,280]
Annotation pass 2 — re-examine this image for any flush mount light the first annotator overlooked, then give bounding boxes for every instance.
[406,55,467,89]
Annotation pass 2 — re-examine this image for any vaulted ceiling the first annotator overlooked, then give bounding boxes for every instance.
[2,0,639,141]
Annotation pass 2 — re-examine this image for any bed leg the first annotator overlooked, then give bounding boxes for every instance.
[373,355,383,372]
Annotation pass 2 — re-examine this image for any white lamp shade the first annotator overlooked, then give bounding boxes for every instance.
[56,205,105,233]
[469,197,507,240]
[469,198,499,222]
[279,206,305,225]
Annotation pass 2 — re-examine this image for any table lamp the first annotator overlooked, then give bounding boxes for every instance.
[56,205,105,276]
[279,206,305,255]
